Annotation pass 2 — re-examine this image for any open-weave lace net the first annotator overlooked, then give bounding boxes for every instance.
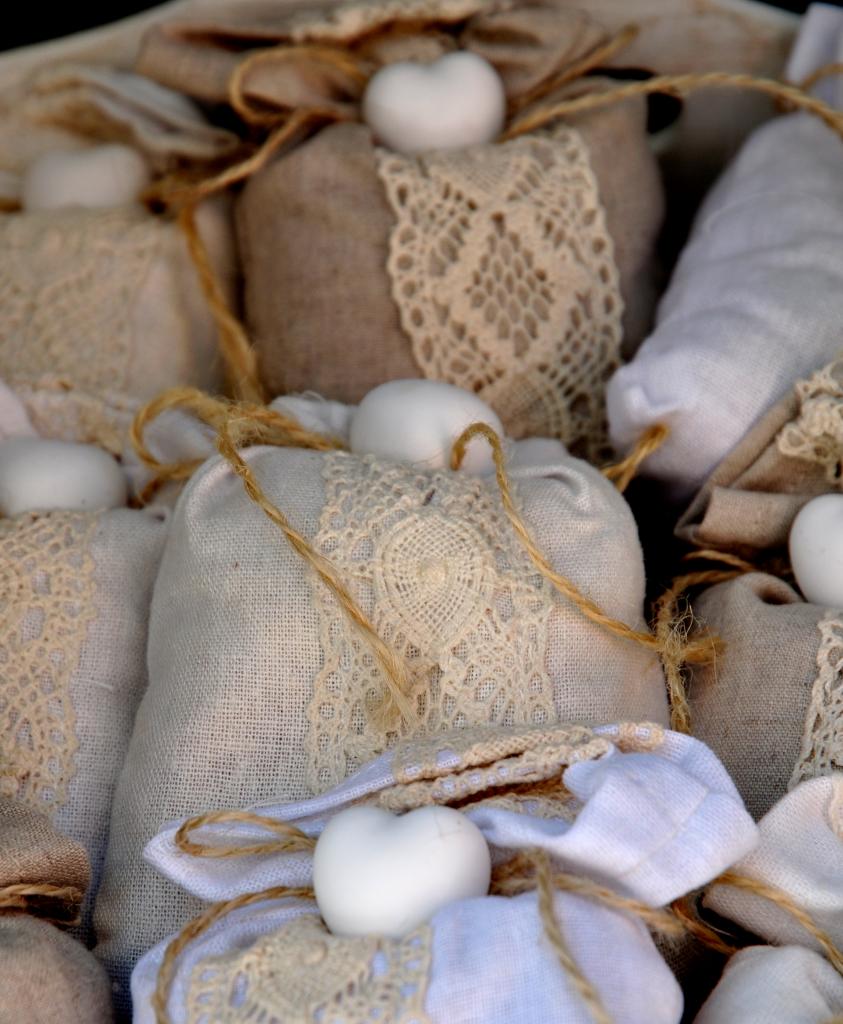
[306,452,556,793]
[777,357,843,484]
[15,376,139,456]
[792,614,843,789]
[0,208,158,395]
[380,721,664,813]
[375,127,623,458]
[0,512,97,813]
[186,913,432,1024]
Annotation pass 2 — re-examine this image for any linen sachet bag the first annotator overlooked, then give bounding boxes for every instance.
[695,774,843,1022]
[0,504,168,939]
[676,355,843,560]
[676,570,839,821]
[130,722,757,1023]
[671,359,843,821]
[136,0,664,458]
[93,406,669,1004]
[0,63,238,456]
[0,797,113,1022]
[606,9,843,497]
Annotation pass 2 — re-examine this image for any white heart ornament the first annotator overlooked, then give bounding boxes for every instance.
[0,438,128,517]
[313,805,491,938]
[790,494,843,606]
[349,379,504,474]
[362,52,506,154]
[22,144,151,211]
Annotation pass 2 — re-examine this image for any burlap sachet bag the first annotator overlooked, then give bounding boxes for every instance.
[607,10,843,497]
[0,506,168,940]
[0,797,112,1023]
[676,355,843,559]
[136,0,664,459]
[93,416,669,1005]
[695,775,843,1022]
[0,198,235,452]
[679,571,840,822]
[130,722,757,1023]
[0,62,239,456]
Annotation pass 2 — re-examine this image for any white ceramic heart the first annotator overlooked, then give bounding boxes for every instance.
[0,438,128,517]
[313,804,491,938]
[22,144,151,211]
[362,52,506,154]
[349,379,504,474]
[790,494,843,606]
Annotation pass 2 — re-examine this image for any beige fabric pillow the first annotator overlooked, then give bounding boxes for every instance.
[686,573,839,821]
[0,508,168,940]
[94,437,667,1006]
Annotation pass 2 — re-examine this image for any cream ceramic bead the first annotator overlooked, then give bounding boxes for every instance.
[349,379,504,474]
[789,494,843,607]
[362,52,506,154]
[0,439,128,516]
[313,804,491,938]
[22,144,151,211]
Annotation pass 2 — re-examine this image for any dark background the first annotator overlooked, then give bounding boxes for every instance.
[2,0,835,52]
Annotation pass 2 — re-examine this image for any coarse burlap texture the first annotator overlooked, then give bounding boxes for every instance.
[0,797,113,1023]
[131,723,756,1023]
[607,97,843,497]
[694,946,843,1024]
[677,355,843,558]
[237,81,661,445]
[685,573,833,821]
[94,427,668,1008]
[0,507,168,941]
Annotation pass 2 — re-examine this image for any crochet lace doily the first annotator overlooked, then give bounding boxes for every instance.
[0,512,98,812]
[792,615,843,789]
[0,208,159,395]
[305,452,556,793]
[375,127,623,459]
[186,913,432,1024]
[777,357,843,484]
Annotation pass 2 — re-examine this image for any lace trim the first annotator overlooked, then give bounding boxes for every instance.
[375,127,623,459]
[186,913,432,1024]
[777,357,843,484]
[305,452,556,793]
[14,375,139,456]
[791,614,843,789]
[0,208,160,395]
[0,512,98,813]
[379,721,663,813]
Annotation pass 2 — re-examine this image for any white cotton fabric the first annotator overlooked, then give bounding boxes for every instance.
[607,13,843,498]
[94,411,669,1003]
[694,946,843,1024]
[706,774,843,951]
[131,727,756,1023]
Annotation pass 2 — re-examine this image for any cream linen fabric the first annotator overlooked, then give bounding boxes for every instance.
[0,507,168,940]
[94,420,667,1006]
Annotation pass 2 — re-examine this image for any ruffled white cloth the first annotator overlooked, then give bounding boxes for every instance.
[131,726,757,1023]
[607,5,843,498]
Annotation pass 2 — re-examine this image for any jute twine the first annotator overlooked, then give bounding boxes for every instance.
[0,882,84,926]
[152,804,843,1024]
